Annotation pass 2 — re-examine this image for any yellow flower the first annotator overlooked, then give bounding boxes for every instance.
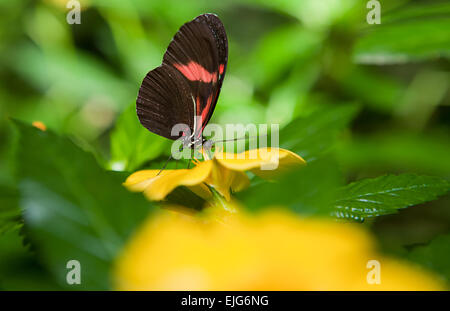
[32,121,47,131]
[123,148,305,201]
[114,209,445,291]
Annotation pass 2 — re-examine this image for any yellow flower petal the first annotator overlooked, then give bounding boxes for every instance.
[215,147,306,179]
[203,159,250,200]
[144,160,213,201]
[124,148,305,202]
[123,170,164,192]
[114,210,445,291]
[230,171,250,192]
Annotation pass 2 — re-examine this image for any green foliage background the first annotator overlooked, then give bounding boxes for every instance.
[0,0,449,290]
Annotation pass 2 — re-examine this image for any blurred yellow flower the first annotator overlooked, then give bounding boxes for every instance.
[123,148,305,201]
[32,121,47,131]
[114,210,445,291]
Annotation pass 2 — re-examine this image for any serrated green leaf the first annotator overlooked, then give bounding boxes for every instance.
[0,185,22,235]
[334,174,450,221]
[407,234,450,284]
[13,121,155,290]
[109,103,169,171]
[0,229,64,290]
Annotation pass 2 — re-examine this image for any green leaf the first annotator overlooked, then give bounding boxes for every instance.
[13,121,155,290]
[334,174,450,221]
[11,43,133,108]
[338,68,404,112]
[336,132,450,176]
[0,230,64,290]
[382,2,450,25]
[0,185,22,235]
[109,103,169,171]
[249,24,322,88]
[407,234,450,284]
[238,158,341,217]
[279,104,360,161]
[354,3,450,64]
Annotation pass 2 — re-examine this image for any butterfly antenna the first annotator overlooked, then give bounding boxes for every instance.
[212,133,267,144]
[157,154,173,176]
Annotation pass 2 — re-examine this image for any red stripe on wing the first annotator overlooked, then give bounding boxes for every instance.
[173,61,218,83]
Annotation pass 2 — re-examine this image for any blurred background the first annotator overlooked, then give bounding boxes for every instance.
[0,0,449,289]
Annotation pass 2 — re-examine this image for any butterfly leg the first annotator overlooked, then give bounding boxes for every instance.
[187,148,193,169]
[157,154,172,175]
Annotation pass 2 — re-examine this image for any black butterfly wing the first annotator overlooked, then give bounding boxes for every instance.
[137,65,194,140]
[137,13,228,140]
[163,13,228,133]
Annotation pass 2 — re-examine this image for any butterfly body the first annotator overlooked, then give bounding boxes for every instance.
[137,14,228,150]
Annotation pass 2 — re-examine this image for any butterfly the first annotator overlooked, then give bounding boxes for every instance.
[136,13,228,150]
